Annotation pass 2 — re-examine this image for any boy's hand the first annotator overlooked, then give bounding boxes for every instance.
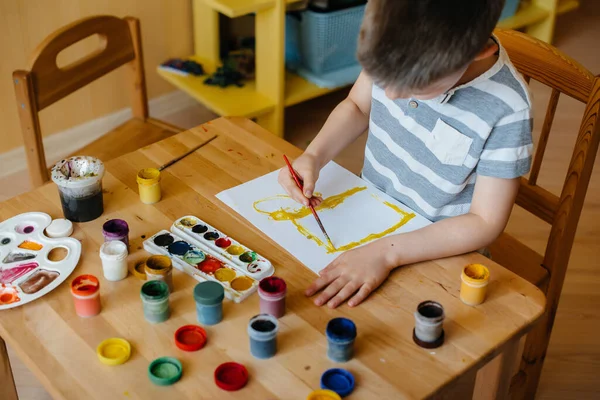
[305,240,396,308]
[278,153,323,208]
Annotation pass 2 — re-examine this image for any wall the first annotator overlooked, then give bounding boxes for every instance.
[0,0,193,154]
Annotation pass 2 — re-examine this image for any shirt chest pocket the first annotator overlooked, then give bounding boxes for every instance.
[426,119,473,166]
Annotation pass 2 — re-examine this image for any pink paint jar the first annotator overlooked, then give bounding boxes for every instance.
[71,275,101,317]
[258,276,287,318]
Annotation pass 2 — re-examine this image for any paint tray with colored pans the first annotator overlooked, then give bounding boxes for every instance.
[0,212,81,310]
[143,230,258,303]
[171,216,274,280]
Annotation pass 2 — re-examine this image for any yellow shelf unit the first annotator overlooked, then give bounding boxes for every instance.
[157,0,349,137]
[497,0,579,43]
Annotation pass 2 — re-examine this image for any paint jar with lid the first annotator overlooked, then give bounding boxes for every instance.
[460,264,490,306]
[51,156,105,222]
[102,219,130,248]
[194,281,225,325]
[136,168,161,205]
[248,314,279,359]
[141,280,170,323]
[99,240,128,281]
[71,275,101,317]
[144,255,174,292]
[258,276,287,318]
[326,318,357,363]
[413,300,445,348]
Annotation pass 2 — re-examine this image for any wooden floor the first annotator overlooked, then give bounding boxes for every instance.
[3,2,600,398]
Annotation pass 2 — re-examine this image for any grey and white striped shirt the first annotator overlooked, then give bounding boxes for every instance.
[362,40,533,222]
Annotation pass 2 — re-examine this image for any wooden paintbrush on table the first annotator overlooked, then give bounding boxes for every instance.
[283,155,334,247]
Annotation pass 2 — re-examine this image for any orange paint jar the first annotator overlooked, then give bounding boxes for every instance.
[460,264,490,306]
[71,275,101,317]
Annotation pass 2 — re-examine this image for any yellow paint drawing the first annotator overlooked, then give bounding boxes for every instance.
[253,187,415,253]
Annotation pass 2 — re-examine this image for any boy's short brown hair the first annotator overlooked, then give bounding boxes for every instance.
[357,0,505,90]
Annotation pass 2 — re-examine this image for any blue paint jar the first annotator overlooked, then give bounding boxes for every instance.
[248,314,279,359]
[140,280,170,323]
[194,281,225,325]
[326,318,357,363]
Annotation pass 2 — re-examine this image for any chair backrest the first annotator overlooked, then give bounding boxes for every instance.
[13,15,148,187]
[495,29,600,312]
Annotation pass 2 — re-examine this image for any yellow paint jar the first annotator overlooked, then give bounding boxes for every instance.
[460,264,490,306]
[136,168,161,204]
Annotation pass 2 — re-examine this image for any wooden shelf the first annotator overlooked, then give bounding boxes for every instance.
[284,72,342,107]
[157,57,274,118]
[204,0,302,18]
[557,0,579,14]
[497,4,549,30]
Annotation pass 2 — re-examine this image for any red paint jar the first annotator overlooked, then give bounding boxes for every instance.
[71,275,101,317]
[258,276,287,318]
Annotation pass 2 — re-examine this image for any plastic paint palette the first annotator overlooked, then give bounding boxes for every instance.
[0,212,81,310]
[143,230,259,303]
[171,216,274,280]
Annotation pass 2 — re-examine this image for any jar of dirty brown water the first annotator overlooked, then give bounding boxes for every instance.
[144,255,174,292]
[136,168,161,204]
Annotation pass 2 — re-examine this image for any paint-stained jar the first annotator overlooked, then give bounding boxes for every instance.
[194,281,224,325]
[141,280,170,323]
[460,264,490,306]
[326,318,357,363]
[102,219,130,248]
[258,276,287,318]
[136,168,161,204]
[144,255,174,292]
[71,274,101,317]
[248,314,279,359]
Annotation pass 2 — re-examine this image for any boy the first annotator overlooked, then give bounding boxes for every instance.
[278,0,533,309]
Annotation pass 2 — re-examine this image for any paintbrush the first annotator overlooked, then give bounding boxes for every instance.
[158,135,218,171]
[283,155,334,247]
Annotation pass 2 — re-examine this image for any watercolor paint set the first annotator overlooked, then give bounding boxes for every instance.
[0,212,81,310]
[143,230,261,303]
[171,216,273,280]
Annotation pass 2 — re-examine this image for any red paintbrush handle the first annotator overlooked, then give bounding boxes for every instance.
[283,155,305,191]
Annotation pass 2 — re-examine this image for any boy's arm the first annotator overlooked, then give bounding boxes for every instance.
[279,72,373,204]
[309,175,520,308]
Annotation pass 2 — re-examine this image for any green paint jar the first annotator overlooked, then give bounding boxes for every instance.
[141,280,170,324]
[194,281,225,325]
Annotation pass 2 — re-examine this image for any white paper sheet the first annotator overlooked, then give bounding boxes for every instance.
[216,162,431,274]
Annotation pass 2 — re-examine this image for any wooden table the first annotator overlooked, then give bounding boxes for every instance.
[0,117,545,399]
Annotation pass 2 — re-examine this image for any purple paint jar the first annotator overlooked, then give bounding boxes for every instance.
[258,276,287,318]
[102,219,129,248]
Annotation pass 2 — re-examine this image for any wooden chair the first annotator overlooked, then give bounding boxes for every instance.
[13,15,182,187]
[489,29,600,398]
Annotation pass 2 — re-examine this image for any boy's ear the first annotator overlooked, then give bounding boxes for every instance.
[473,41,499,61]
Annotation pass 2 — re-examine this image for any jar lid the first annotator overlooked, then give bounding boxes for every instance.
[137,168,161,185]
[96,338,131,366]
[307,389,342,400]
[102,219,129,236]
[148,357,182,386]
[214,362,248,391]
[51,156,105,188]
[132,260,147,280]
[71,274,100,296]
[320,368,355,397]
[141,280,169,300]
[174,325,207,352]
[326,318,357,342]
[45,218,73,238]
[99,240,128,260]
[145,255,173,275]
[194,281,225,305]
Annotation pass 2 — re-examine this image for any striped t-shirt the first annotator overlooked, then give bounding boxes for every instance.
[362,40,533,222]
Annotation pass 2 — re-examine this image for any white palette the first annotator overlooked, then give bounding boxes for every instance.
[0,212,81,310]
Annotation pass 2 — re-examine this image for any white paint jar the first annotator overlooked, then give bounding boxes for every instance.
[99,240,128,281]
